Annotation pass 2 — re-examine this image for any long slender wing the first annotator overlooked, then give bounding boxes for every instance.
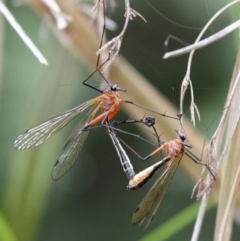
[107,126,135,179]
[132,154,183,228]
[51,104,100,180]
[14,98,100,150]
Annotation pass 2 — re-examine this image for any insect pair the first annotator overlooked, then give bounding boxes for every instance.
[13,1,215,229]
[13,56,177,179]
[13,98,214,229]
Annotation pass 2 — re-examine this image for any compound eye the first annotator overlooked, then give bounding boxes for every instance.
[110,84,126,92]
[180,135,186,141]
[145,116,155,127]
[111,84,118,91]
[175,130,186,141]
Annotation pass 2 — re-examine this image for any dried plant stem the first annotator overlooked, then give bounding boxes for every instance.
[175,0,240,124]
[191,196,209,241]
[164,1,240,240]
[164,18,240,60]
[0,1,48,64]
[217,130,240,241]
[96,0,146,71]
[213,50,240,241]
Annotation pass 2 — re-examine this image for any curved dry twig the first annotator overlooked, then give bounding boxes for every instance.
[174,0,240,125]
[95,0,146,71]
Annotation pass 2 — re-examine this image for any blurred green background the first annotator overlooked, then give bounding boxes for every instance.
[0,0,239,241]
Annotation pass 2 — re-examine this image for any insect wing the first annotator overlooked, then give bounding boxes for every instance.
[14,98,100,150]
[107,126,135,179]
[132,154,183,228]
[51,104,100,180]
[143,154,183,229]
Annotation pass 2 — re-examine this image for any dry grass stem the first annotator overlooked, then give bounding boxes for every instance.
[191,196,209,241]
[96,0,146,71]
[213,50,240,241]
[40,0,72,29]
[187,2,240,239]
[164,19,240,60]
[164,0,240,60]
[0,1,47,64]
[176,0,240,125]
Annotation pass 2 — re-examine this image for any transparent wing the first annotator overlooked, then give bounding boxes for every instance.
[14,98,100,150]
[107,126,135,179]
[132,154,183,228]
[51,104,100,180]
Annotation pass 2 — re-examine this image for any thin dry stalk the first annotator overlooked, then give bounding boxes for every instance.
[213,50,240,241]
[165,0,240,125]
[96,0,146,71]
[0,0,47,64]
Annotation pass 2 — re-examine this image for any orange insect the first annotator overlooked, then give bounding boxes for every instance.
[14,84,125,178]
[14,1,178,181]
[127,130,214,228]
[14,72,176,181]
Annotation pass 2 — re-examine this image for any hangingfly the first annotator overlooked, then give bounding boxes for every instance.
[14,84,127,180]
[14,0,178,181]
[14,80,177,181]
[106,124,135,179]
[130,130,215,229]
